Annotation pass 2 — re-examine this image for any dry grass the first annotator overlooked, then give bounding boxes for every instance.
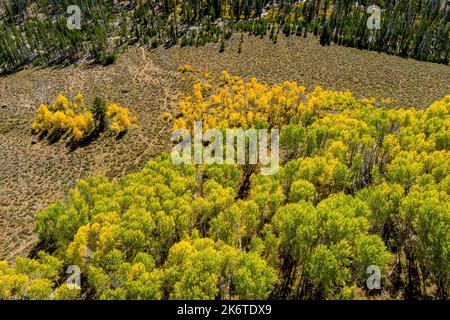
[155,33,450,108]
[0,34,448,260]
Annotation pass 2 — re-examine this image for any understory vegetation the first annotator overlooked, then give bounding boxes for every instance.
[1,70,448,300]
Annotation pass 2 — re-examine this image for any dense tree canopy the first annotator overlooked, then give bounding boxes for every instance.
[1,0,448,74]
[0,71,448,300]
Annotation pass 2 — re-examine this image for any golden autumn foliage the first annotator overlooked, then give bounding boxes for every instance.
[177,64,195,73]
[32,94,136,142]
[168,68,394,133]
[6,71,447,300]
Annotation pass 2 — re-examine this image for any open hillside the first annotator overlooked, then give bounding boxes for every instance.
[0,34,449,261]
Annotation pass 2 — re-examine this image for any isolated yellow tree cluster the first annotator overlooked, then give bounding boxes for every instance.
[106,103,137,134]
[32,93,94,142]
[32,93,136,142]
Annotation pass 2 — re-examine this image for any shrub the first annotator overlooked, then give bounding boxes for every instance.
[32,94,95,142]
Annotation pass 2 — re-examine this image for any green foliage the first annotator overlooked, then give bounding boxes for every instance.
[4,89,450,300]
[0,252,65,300]
[100,52,117,66]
